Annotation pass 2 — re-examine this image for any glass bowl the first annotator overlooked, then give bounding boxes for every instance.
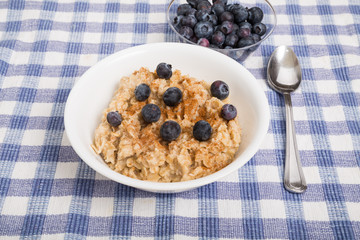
[166,0,277,62]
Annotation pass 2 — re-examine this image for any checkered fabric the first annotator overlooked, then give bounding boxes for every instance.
[0,0,359,239]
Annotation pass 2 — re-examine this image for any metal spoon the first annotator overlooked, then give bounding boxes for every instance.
[267,45,307,193]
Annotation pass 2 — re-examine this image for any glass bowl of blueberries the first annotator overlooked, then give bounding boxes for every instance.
[167,0,277,62]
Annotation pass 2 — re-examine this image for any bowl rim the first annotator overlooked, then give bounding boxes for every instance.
[64,42,270,192]
[166,0,277,51]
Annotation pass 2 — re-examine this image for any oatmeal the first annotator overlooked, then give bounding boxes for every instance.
[92,66,241,182]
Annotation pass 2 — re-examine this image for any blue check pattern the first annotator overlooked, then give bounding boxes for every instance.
[0,0,359,239]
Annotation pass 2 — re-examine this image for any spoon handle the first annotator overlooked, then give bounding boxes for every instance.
[283,93,307,193]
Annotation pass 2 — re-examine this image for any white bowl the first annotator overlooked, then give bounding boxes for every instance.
[64,42,269,193]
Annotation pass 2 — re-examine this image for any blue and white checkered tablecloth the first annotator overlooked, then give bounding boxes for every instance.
[0,0,359,239]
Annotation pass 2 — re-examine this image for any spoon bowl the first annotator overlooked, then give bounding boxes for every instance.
[267,45,307,194]
[267,46,302,93]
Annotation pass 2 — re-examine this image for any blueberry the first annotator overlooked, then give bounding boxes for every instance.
[211,2,225,16]
[173,15,183,25]
[156,63,173,80]
[210,80,229,100]
[213,0,227,5]
[248,7,263,24]
[141,104,161,123]
[219,20,233,34]
[197,1,211,13]
[160,120,181,142]
[213,0,224,4]
[238,21,252,30]
[219,11,234,23]
[252,22,266,36]
[178,25,194,40]
[193,120,212,141]
[211,30,225,46]
[180,15,197,28]
[134,83,151,101]
[107,111,122,127]
[252,33,261,43]
[195,10,211,22]
[224,3,237,12]
[237,27,251,39]
[189,35,198,43]
[233,5,248,23]
[186,0,199,8]
[209,44,220,49]
[197,37,210,47]
[194,21,214,39]
[226,4,247,20]
[208,14,218,25]
[221,104,237,120]
[163,87,182,107]
[232,23,240,35]
[177,4,192,16]
[239,22,252,30]
[172,15,183,31]
[237,36,255,48]
[185,7,197,16]
[237,22,252,38]
[224,33,238,47]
